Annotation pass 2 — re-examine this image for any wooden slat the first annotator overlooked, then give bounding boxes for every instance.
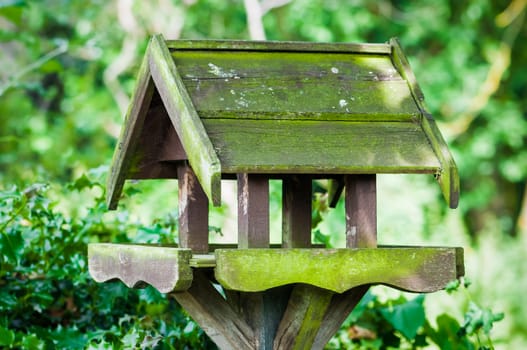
[390,38,459,208]
[186,80,418,122]
[148,34,222,206]
[106,52,155,210]
[237,173,270,249]
[178,163,209,253]
[203,119,441,174]
[282,176,312,248]
[167,39,392,54]
[215,248,464,293]
[88,244,192,293]
[172,270,255,349]
[345,175,377,248]
[172,50,418,121]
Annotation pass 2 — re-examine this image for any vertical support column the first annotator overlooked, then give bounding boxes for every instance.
[282,176,312,248]
[312,174,377,349]
[178,163,209,253]
[235,173,276,348]
[237,173,270,249]
[345,174,377,248]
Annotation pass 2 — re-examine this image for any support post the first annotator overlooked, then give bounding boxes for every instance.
[345,174,377,248]
[237,173,270,249]
[172,271,255,349]
[282,176,312,248]
[178,163,209,253]
[312,174,377,348]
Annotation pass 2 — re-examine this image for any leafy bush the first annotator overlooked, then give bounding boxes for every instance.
[0,178,214,349]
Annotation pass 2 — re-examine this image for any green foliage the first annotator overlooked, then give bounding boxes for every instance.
[327,282,503,350]
[1,0,525,348]
[0,177,215,349]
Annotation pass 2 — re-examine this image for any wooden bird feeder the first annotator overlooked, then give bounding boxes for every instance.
[89,34,464,349]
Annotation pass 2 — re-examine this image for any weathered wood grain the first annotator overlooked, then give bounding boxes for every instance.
[172,270,255,349]
[167,39,392,54]
[106,52,155,210]
[215,247,464,293]
[237,173,270,249]
[203,119,440,174]
[273,285,333,350]
[345,175,377,248]
[148,34,222,206]
[178,163,209,253]
[88,244,192,293]
[282,176,312,248]
[390,38,459,208]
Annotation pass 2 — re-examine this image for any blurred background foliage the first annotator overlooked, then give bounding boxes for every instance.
[1,0,526,349]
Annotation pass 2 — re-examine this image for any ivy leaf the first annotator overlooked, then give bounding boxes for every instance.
[461,302,504,336]
[380,295,425,340]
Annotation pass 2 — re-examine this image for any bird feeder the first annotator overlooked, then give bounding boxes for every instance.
[88,35,464,349]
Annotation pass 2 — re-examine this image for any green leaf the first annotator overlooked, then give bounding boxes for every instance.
[22,334,45,350]
[461,302,504,336]
[0,325,15,346]
[380,295,425,340]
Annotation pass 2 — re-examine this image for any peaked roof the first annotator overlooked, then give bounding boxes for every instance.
[107,35,459,209]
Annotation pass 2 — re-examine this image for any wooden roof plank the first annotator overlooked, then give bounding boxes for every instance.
[166,39,392,54]
[106,51,155,210]
[390,38,459,208]
[203,119,441,174]
[148,34,222,206]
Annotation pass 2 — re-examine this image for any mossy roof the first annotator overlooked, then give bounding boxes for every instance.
[107,35,459,209]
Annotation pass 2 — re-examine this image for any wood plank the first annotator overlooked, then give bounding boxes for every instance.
[171,50,418,121]
[172,270,255,349]
[282,176,312,248]
[106,52,155,210]
[237,174,270,249]
[421,113,460,208]
[178,163,209,253]
[88,244,192,293]
[167,39,392,54]
[185,81,418,122]
[345,175,377,248]
[390,38,459,209]
[273,285,333,350]
[215,247,464,293]
[202,119,441,174]
[148,34,222,206]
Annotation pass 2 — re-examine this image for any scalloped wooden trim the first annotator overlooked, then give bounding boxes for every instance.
[215,247,464,293]
[88,244,193,293]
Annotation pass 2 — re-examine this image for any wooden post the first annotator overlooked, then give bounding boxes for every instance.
[345,174,377,248]
[282,176,312,248]
[312,174,377,348]
[237,173,270,249]
[178,163,209,253]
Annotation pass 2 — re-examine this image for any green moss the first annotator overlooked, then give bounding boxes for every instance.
[215,247,463,293]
